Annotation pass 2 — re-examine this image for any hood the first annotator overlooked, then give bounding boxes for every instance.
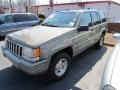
[110,43,120,90]
[7,25,75,46]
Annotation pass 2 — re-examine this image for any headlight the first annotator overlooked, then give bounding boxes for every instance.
[22,47,41,62]
[103,85,116,90]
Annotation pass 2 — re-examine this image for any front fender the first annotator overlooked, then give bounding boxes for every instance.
[40,37,73,59]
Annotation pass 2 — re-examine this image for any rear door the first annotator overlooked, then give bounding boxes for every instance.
[89,11,101,44]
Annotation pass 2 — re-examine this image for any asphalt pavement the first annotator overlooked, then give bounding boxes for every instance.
[0,41,113,90]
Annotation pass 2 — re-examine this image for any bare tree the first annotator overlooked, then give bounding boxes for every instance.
[0,0,10,8]
[0,0,4,8]
[17,0,35,12]
[0,0,10,13]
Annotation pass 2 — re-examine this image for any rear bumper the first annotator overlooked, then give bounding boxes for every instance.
[2,48,50,75]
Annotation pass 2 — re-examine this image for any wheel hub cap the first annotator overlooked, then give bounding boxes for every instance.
[55,58,68,76]
[100,37,103,46]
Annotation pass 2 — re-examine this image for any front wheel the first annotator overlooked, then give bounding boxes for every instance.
[95,34,104,49]
[0,36,5,40]
[48,52,70,81]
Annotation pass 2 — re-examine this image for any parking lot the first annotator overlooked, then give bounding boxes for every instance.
[0,40,113,90]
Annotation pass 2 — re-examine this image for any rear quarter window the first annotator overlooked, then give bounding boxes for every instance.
[28,14,38,21]
[99,11,106,23]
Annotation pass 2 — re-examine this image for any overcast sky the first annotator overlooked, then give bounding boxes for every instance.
[37,0,120,5]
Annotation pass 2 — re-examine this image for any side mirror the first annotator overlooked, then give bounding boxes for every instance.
[88,23,92,27]
[78,26,89,32]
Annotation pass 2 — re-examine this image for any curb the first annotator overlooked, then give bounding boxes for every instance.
[104,42,115,47]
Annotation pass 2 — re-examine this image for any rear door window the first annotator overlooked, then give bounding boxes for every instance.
[91,12,100,25]
[95,12,101,24]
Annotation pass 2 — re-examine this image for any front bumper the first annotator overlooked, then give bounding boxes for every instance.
[2,48,50,75]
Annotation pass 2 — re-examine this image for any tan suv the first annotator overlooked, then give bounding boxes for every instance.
[3,9,107,80]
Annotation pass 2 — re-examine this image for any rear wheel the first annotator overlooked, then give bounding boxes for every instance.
[95,34,104,49]
[48,52,70,81]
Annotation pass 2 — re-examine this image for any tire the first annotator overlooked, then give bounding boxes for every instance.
[0,36,5,40]
[0,36,3,40]
[95,34,104,49]
[48,52,70,81]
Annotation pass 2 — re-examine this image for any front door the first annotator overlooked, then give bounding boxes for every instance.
[73,11,93,54]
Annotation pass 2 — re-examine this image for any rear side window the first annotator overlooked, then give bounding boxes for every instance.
[91,12,100,25]
[99,11,106,23]
[80,12,92,27]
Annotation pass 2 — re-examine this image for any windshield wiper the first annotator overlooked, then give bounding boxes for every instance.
[41,23,58,27]
[47,25,58,27]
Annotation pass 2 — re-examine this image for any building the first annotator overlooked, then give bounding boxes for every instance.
[0,8,4,14]
[33,0,120,23]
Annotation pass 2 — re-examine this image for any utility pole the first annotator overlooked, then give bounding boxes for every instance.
[49,0,53,13]
[9,0,13,13]
[49,0,53,8]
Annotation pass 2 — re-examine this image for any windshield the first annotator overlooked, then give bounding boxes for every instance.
[41,12,80,28]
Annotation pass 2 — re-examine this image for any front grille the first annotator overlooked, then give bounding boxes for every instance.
[7,40,22,57]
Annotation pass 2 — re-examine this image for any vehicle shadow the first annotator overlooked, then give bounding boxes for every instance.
[0,46,107,90]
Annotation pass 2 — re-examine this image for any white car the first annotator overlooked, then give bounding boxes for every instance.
[101,33,120,90]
